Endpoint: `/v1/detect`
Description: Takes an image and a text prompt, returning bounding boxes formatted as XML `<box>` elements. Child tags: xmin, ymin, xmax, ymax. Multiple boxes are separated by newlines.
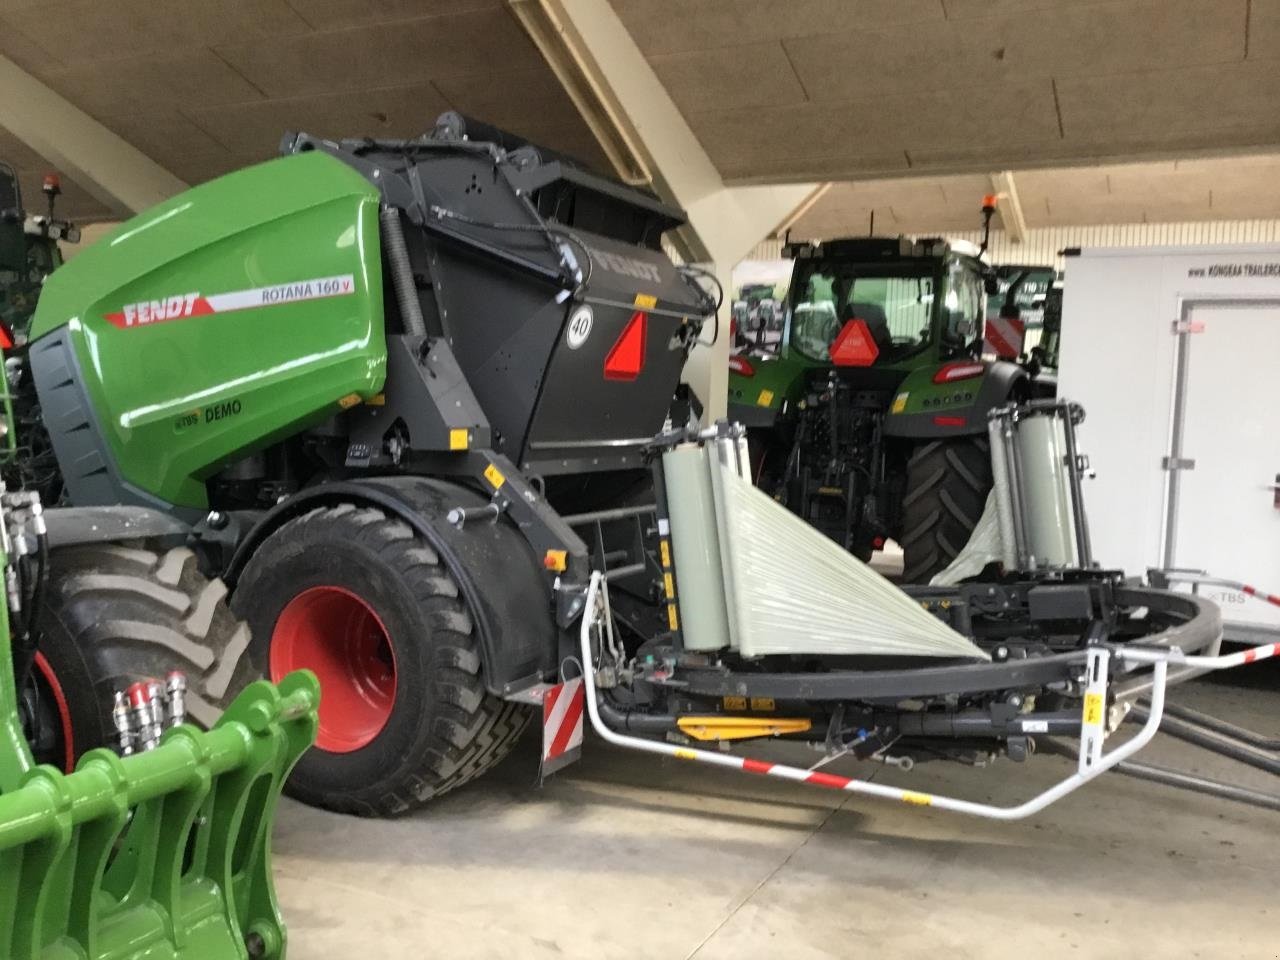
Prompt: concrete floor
<box><xmin>272</xmin><ymin>663</ymin><xmax>1280</xmax><ymax>960</ymax></box>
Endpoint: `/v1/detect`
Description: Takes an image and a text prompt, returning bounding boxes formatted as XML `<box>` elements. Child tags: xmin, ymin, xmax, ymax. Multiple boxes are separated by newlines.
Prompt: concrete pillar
<box><xmin>509</xmin><ymin>0</ymin><xmax>817</xmax><ymax>419</ymax></box>
<box><xmin>0</xmin><ymin>55</ymin><xmax>187</xmax><ymax>217</ymax></box>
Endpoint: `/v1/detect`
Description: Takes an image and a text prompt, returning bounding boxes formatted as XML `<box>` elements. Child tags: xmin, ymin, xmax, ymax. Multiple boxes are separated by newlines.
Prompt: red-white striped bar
<box><xmin>541</xmin><ymin>677</ymin><xmax>585</xmax><ymax>777</ymax></box>
<box><xmin>1240</xmin><ymin>584</ymin><xmax>1280</xmax><ymax>608</ymax></box>
<box><xmin>672</xmin><ymin>747</ymin><xmax>935</xmax><ymax>805</ymax></box>
<box><xmin>984</xmin><ymin>314</ymin><xmax>1025</xmax><ymax>360</ymax></box>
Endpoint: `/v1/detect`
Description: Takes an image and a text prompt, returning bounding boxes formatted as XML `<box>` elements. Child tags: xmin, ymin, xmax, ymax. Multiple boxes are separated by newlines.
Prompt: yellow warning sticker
<box><xmin>674</xmin><ymin>748</ymin><xmax>697</xmax><ymax>760</ymax></box>
<box><xmin>902</xmin><ymin>791</ymin><xmax>933</xmax><ymax>806</ymax></box>
<box><xmin>663</xmin><ymin>572</ymin><xmax>675</xmax><ymax>598</ymax></box>
<box><xmin>1082</xmin><ymin>692</ymin><xmax>1104</xmax><ymax>726</ymax></box>
<box><xmin>449</xmin><ymin>428</ymin><xmax>469</xmax><ymax>450</ymax></box>
<box><xmin>750</xmin><ymin>697</ymin><xmax>775</xmax><ymax>712</ymax></box>
<box><xmin>667</xmin><ymin>603</ymin><xmax>680</xmax><ymax>630</ymax></box>
<box><xmin>757</xmin><ymin>388</ymin><xmax>775</xmax><ymax>407</ymax></box>
<box><xmin>634</xmin><ymin>293</ymin><xmax>658</xmax><ymax>309</ymax></box>
<box><xmin>660</xmin><ymin>539</ymin><xmax>672</xmax><ymax>568</ymax></box>
<box><xmin>723</xmin><ymin>696</ymin><xmax>747</xmax><ymax>711</ymax></box>
<box><xmin>483</xmin><ymin>463</ymin><xmax>506</xmax><ymax>489</ymax></box>
<box><xmin>337</xmin><ymin>393</ymin><xmax>362</xmax><ymax>410</ymax></box>
<box><xmin>366</xmin><ymin>393</ymin><xmax>387</xmax><ymax>407</ymax></box>
<box><xmin>891</xmin><ymin>392</ymin><xmax>909</xmax><ymax>414</ymax></box>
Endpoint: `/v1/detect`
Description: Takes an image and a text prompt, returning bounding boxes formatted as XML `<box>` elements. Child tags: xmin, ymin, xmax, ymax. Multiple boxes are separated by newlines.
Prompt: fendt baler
<box><xmin>10</xmin><ymin>113</ymin><xmax>1271</xmax><ymax>822</ymax></box>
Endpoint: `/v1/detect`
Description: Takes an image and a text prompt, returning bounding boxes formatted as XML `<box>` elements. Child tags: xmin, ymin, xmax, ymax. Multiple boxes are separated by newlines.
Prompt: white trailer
<box><xmin>1058</xmin><ymin>244</ymin><xmax>1280</xmax><ymax>641</ymax></box>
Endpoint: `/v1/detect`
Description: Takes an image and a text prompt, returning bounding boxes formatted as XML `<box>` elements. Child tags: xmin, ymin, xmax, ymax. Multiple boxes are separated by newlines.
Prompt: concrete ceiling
<box><xmin>0</xmin><ymin>0</ymin><xmax>609</xmax><ymax>220</ymax></box>
<box><xmin>788</xmin><ymin>152</ymin><xmax>1280</xmax><ymax>238</ymax></box>
<box><xmin>1</xmin><ymin>0</ymin><xmax>1278</xmax><ymax>235</ymax></box>
<box><xmin>611</xmin><ymin>0</ymin><xmax>1280</xmax><ymax>184</ymax></box>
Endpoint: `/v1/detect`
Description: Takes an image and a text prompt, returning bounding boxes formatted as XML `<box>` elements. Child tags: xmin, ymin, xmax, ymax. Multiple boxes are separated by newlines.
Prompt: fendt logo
<box><xmin>587</xmin><ymin>247</ymin><xmax>663</xmax><ymax>284</ymax></box>
<box><xmin>113</xmin><ymin>293</ymin><xmax>207</xmax><ymax>328</ymax></box>
<box><xmin>104</xmin><ymin>274</ymin><xmax>356</xmax><ymax>329</ymax></box>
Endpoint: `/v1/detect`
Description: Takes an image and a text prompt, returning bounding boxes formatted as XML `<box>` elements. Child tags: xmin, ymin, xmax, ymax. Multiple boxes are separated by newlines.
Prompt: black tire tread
<box><xmin>44</xmin><ymin>543</ymin><xmax>252</xmax><ymax>735</ymax></box>
<box><xmin>235</xmin><ymin>504</ymin><xmax>530</xmax><ymax>817</ymax></box>
<box><xmin>900</xmin><ymin>437</ymin><xmax>993</xmax><ymax>583</ymax></box>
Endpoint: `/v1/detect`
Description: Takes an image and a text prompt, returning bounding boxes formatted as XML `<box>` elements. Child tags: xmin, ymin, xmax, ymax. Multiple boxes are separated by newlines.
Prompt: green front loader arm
<box><xmin>0</xmin><ymin>582</ymin><xmax>318</xmax><ymax>959</ymax></box>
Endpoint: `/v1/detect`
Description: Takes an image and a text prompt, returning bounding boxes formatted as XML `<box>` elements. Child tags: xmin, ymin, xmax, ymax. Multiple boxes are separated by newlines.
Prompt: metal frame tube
<box><xmin>580</xmin><ymin>571</ymin><xmax>1181</xmax><ymax>822</ymax></box>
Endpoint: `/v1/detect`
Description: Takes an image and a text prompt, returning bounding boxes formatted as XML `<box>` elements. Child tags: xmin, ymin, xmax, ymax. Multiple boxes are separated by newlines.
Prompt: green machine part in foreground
<box><xmin>0</xmin><ymin>546</ymin><xmax>320</xmax><ymax>960</ymax></box>
<box><xmin>29</xmin><ymin>151</ymin><xmax>386</xmax><ymax>511</ymax></box>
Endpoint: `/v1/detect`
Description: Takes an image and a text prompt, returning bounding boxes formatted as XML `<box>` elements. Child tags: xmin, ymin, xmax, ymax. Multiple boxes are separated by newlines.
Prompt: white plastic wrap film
<box><xmin>715</xmin><ymin>462</ymin><xmax>989</xmax><ymax>660</ymax></box>
<box><xmin>662</xmin><ymin>445</ymin><xmax>732</xmax><ymax>650</ymax></box>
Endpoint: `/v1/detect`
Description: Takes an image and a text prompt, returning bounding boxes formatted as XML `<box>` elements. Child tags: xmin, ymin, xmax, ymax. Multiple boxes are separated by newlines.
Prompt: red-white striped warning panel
<box><xmin>984</xmin><ymin>314</ymin><xmax>1025</xmax><ymax>360</ymax></box>
<box><xmin>541</xmin><ymin>677</ymin><xmax>585</xmax><ymax>777</ymax></box>
<box><xmin>103</xmin><ymin>274</ymin><xmax>357</xmax><ymax>329</ymax></box>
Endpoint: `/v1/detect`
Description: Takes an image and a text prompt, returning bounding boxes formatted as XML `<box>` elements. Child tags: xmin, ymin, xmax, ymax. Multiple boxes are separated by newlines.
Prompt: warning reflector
<box><xmin>829</xmin><ymin>318</ymin><xmax>879</xmax><ymax>367</ymax></box>
<box><xmin>984</xmin><ymin>314</ymin><xmax>1025</xmax><ymax>360</ymax></box>
<box><xmin>541</xmin><ymin>677</ymin><xmax>585</xmax><ymax>777</ymax></box>
<box><xmin>604</xmin><ymin>311</ymin><xmax>647</xmax><ymax>381</ymax></box>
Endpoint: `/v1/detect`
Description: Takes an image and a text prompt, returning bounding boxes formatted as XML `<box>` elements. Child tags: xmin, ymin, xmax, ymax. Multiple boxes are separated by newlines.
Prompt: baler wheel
<box><xmin>32</xmin><ymin>543</ymin><xmax>254</xmax><ymax>759</ymax></box>
<box><xmin>900</xmin><ymin>436</ymin><xmax>993</xmax><ymax>583</ymax></box>
<box><xmin>233</xmin><ymin>504</ymin><xmax>531</xmax><ymax>816</ymax></box>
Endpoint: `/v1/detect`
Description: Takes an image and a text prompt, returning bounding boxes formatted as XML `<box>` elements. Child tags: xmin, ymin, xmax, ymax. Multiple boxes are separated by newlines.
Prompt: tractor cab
<box><xmin>785</xmin><ymin>237</ymin><xmax>987</xmax><ymax>372</ymax></box>
<box><xmin>728</xmin><ymin>236</ymin><xmax>992</xmax><ymax>427</ymax></box>
<box><xmin>0</xmin><ymin>164</ymin><xmax>77</xmax><ymax>346</ymax></box>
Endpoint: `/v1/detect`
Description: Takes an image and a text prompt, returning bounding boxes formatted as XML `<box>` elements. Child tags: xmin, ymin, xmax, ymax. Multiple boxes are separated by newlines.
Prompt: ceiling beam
<box><xmin>990</xmin><ymin>170</ymin><xmax>1027</xmax><ymax>244</ymax></box>
<box><xmin>507</xmin><ymin>0</ymin><xmax>816</xmax><ymax>417</ymax></box>
<box><xmin>0</xmin><ymin>54</ymin><xmax>187</xmax><ymax>218</ymax></box>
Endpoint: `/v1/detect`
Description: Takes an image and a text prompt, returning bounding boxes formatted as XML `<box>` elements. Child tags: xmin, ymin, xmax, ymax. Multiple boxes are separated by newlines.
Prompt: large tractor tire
<box><xmin>900</xmin><ymin>436</ymin><xmax>993</xmax><ymax>584</ymax></box>
<box><xmin>231</xmin><ymin>504</ymin><xmax>531</xmax><ymax>817</ymax></box>
<box><xmin>29</xmin><ymin>544</ymin><xmax>253</xmax><ymax>769</ymax></box>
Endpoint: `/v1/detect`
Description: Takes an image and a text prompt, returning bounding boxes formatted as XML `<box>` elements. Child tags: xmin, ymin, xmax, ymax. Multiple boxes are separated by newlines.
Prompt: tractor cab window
<box><xmin>790</xmin><ymin>262</ymin><xmax>934</xmax><ymax>363</ymax></box>
<box><xmin>940</xmin><ymin>258</ymin><xmax>985</xmax><ymax>354</ymax></box>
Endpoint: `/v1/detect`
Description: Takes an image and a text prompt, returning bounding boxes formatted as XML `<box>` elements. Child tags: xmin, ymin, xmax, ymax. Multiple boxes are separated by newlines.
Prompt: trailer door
<box><xmin>1171</xmin><ymin>301</ymin><xmax>1280</xmax><ymax>634</ymax></box>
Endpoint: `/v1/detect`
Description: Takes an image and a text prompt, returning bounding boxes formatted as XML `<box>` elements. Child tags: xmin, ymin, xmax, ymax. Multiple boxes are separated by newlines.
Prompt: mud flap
<box><xmin>540</xmin><ymin>677</ymin><xmax>584</xmax><ymax>779</ymax></box>
<box><xmin>0</xmin><ymin>670</ymin><xmax>318</xmax><ymax>960</ymax></box>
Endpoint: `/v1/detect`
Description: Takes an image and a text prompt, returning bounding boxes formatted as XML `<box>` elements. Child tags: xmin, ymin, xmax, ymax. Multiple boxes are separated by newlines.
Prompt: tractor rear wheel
<box><xmin>900</xmin><ymin>436</ymin><xmax>993</xmax><ymax>583</ymax></box>
<box><xmin>30</xmin><ymin>543</ymin><xmax>254</xmax><ymax>767</ymax></box>
<box><xmin>231</xmin><ymin>504</ymin><xmax>531</xmax><ymax>816</ymax></box>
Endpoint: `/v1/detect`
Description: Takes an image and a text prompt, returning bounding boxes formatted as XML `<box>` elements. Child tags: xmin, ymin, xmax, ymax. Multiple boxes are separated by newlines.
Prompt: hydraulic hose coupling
<box><xmin>111</xmin><ymin>689</ymin><xmax>135</xmax><ymax>756</ymax></box>
<box><xmin>166</xmin><ymin>670</ymin><xmax>188</xmax><ymax>728</ymax></box>
<box><xmin>120</xmin><ymin>670</ymin><xmax>190</xmax><ymax>754</ymax></box>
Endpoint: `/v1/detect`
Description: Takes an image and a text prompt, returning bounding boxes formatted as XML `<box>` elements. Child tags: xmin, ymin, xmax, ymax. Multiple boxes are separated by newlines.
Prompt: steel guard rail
<box><xmin>0</xmin><ymin>671</ymin><xmax>318</xmax><ymax>960</ymax></box>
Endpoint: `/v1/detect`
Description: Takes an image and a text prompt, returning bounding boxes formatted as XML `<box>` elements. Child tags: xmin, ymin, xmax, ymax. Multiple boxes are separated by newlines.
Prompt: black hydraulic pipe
<box><xmin>380</xmin><ymin>206</ymin><xmax>428</xmax><ymax>337</ymax></box>
<box><xmin>895</xmin><ymin>710</ymin><xmax>1080</xmax><ymax>738</ymax></box>
<box><xmin>1159</xmin><ymin>701</ymin><xmax>1280</xmax><ymax>751</ymax></box>
<box><xmin>595</xmin><ymin>696</ymin><xmax>678</xmax><ymax>734</ymax></box>
<box><xmin>1114</xmin><ymin>761</ymin><xmax>1280</xmax><ymax>813</ymax></box>
<box><xmin>1128</xmin><ymin>704</ymin><xmax>1280</xmax><ymax>776</ymax></box>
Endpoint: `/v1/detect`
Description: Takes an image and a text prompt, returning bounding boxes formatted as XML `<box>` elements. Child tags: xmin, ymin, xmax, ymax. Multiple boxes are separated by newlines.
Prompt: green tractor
<box><xmin>728</xmin><ymin>233</ymin><xmax>1045</xmax><ymax>582</ymax></box>
<box><xmin>0</xmin><ymin>163</ymin><xmax>79</xmax><ymax>345</ymax></box>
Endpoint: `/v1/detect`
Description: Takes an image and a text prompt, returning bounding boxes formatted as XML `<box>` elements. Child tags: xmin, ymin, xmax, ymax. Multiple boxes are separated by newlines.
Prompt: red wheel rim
<box><xmin>32</xmin><ymin>651</ymin><xmax>75</xmax><ymax>772</ymax></box>
<box><xmin>269</xmin><ymin>586</ymin><xmax>397</xmax><ymax>753</ymax></box>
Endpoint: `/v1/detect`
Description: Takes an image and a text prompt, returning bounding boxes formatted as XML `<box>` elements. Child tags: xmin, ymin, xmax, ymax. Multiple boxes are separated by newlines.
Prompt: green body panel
<box><xmin>729</xmin><ymin>348</ymin><xmax>996</xmax><ymax>431</ymax></box>
<box><xmin>31</xmin><ymin>152</ymin><xmax>387</xmax><ymax>508</ymax></box>
<box><xmin>885</xmin><ymin>362</ymin><xmax>990</xmax><ymax>423</ymax></box>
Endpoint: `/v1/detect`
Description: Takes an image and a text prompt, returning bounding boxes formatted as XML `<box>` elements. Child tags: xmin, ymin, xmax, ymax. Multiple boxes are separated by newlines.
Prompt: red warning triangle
<box><xmin>604</xmin><ymin>311</ymin><xmax>647</xmax><ymax>381</ymax></box>
<box><xmin>829</xmin><ymin>318</ymin><xmax>879</xmax><ymax>367</ymax></box>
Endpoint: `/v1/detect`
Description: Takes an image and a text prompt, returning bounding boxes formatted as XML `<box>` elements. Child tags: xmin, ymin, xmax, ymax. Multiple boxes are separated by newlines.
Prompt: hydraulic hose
<box><xmin>594</xmin><ymin>696</ymin><xmax>678</xmax><ymax>735</ymax></box>
<box><xmin>379</xmin><ymin>206</ymin><xmax>428</xmax><ymax>337</ymax></box>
